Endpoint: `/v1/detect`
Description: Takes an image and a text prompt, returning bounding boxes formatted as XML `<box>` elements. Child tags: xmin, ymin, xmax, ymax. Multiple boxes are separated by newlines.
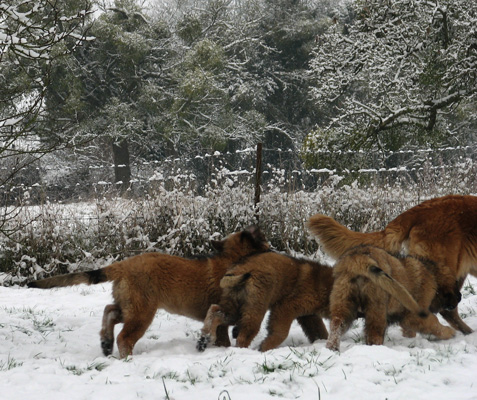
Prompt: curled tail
<box><xmin>307</xmin><ymin>214</ymin><xmax>385</xmax><ymax>259</ymax></box>
<box><xmin>220</xmin><ymin>272</ymin><xmax>251</xmax><ymax>289</ymax></box>
<box><xmin>27</xmin><ymin>268</ymin><xmax>110</xmax><ymax>289</ymax></box>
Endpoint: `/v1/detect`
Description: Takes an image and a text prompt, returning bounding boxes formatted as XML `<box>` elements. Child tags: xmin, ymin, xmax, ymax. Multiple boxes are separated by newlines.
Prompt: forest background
<box><xmin>1</xmin><ymin>0</ymin><xmax>476</xmax><ymax>284</ymax></box>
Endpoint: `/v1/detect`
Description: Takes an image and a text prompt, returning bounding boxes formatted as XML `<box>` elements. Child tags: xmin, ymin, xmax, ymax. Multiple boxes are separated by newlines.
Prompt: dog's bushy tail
<box><xmin>307</xmin><ymin>214</ymin><xmax>386</xmax><ymax>259</ymax></box>
<box><xmin>345</xmin><ymin>257</ymin><xmax>428</xmax><ymax>317</ymax></box>
<box><xmin>28</xmin><ymin>268</ymin><xmax>110</xmax><ymax>289</ymax></box>
<box><xmin>366</xmin><ymin>264</ymin><xmax>428</xmax><ymax>317</ymax></box>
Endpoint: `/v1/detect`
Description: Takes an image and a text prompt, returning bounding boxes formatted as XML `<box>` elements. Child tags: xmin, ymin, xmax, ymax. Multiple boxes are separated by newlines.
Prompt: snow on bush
<box><xmin>0</xmin><ymin>163</ymin><xmax>475</xmax><ymax>285</ymax></box>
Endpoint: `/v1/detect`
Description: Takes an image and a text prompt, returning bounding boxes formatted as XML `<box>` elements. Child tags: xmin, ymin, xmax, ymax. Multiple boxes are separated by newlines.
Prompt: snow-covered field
<box><xmin>1</xmin><ymin>277</ymin><xmax>476</xmax><ymax>400</ymax></box>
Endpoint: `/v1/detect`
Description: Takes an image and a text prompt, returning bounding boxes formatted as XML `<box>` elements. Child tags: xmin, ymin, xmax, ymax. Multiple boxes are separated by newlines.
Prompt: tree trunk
<box><xmin>111</xmin><ymin>139</ymin><xmax>131</xmax><ymax>194</ymax></box>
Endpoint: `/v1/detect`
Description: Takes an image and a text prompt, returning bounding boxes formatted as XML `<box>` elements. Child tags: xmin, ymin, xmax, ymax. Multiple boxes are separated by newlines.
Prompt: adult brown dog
<box><xmin>197</xmin><ymin>251</ymin><xmax>334</xmax><ymax>352</ymax></box>
<box><xmin>326</xmin><ymin>245</ymin><xmax>455</xmax><ymax>352</ymax></box>
<box><xmin>308</xmin><ymin>194</ymin><xmax>477</xmax><ymax>334</ymax></box>
<box><xmin>28</xmin><ymin>226</ymin><xmax>270</xmax><ymax>358</ymax></box>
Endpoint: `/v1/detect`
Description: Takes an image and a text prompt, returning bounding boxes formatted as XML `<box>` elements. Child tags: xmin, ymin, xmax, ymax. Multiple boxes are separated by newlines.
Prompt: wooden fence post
<box><xmin>254</xmin><ymin>143</ymin><xmax>263</xmax><ymax>223</ymax></box>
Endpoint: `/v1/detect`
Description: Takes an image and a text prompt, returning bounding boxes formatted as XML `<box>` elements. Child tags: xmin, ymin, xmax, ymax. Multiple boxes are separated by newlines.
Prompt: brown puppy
<box><xmin>197</xmin><ymin>251</ymin><xmax>334</xmax><ymax>352</ymax></box>
<box><xmin>308</xmin><ymin>194</ymin><xmax>477</xmax><ymax>334</ymax></box>
<box><xmin>28</xmin><ymin>226</ymin><xmax>270</xmax><ymax>358</ymax></box>
<box><xmin>326</xmin><ymin>246</ymin><xmax>455</xmax><ymax>352</ymax></box>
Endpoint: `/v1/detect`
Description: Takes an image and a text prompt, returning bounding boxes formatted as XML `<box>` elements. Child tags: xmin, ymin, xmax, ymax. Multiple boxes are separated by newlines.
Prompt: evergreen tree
<box><xmin>43</xmin><ymin>0</ymin><xmax>174</xmax><ymax>191</ymax></box>
<box><xmin>0</xmin><ymin>0</ymin><xmax>92</xmax><ymax>188</ymax></box>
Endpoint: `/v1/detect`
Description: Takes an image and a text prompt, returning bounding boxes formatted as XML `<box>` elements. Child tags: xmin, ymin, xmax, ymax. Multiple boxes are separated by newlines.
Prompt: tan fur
<box><xmin>308</xmin><ymin>194</ymin><xmax>477</xmax><ymax>334</ymax></box>
<box><xmin>326</xmin><ymin>246</ymin><xmax>455</xmax><ymax>352</ymax></box>
<box><xmin>28</xmin><ymin>226</ymin><xmax>270</xmax><ymax>358</ymax></box>
<box><xmin>197</xmin><ymin>251</ymin><xmax>334</xmax><ymax>352</ymax></box>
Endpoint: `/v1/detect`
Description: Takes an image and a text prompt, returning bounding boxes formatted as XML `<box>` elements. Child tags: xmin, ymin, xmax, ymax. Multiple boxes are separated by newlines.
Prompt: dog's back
<box><xmin>308</xmin><ymin>195</ymin><xmax>477</xmax><ymax>277</ymax></box>
<box><xmin>221</xmin><ymin>252</ymin><xmax>331</xmax><ymax>312</ymax></box>
<box><xmin>385</xmin><ymin>194</ymin><xmax>477</xmax><ymax>279</ymax></box>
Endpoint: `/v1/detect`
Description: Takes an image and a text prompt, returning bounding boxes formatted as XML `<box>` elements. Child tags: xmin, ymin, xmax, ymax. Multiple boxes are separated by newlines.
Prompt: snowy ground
<box><xmin>1</xmin><ymin>277</ymin><xmax>476</xmax><ymax>400</ymax></box>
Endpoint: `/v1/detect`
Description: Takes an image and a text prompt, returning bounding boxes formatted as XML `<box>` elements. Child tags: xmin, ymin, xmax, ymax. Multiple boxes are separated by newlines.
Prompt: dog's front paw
<box><xmin>101</xmin><ymin>338</ymin><xmax>114</xmax><ymax>356</ymax></box>
<box><xmin>196</xmin><ymin>335</ymin><xmax>210</xmax><ymax>352</ymax></box>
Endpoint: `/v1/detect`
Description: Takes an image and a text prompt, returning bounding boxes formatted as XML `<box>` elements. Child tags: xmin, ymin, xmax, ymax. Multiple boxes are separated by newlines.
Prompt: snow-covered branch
<box><xmin>308</xmin><ymin>0</ymin><xmax>477</xmax><ymax>152</ymax></box>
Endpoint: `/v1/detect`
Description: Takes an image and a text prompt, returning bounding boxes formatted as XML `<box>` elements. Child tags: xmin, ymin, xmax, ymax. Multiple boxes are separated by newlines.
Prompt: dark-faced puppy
<box><xmin>198</xmin><ymin>251</ymin><xmax>333</xmax><ymax>352</ymax></box>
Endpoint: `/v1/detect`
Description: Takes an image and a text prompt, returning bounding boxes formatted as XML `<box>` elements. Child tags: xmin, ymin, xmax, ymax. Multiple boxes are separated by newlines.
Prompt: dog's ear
<box><xmin>211</xmin><ymin>239</ymin><xmax>225</xmax><ymax>252</ymax></box>
<box><xmin>242</xmin><ymin>225</ymin><xmax>269</xmax><ymax>250</ymax></box>
<box><xmin>244</xmin><ymin>225</ymin><xmax>261</xmax><ymax>239</ymax></box>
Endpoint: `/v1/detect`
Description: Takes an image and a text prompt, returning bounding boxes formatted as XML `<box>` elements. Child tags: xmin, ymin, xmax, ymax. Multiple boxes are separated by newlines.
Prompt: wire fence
<box><xmin>1</xmin><ymin>144</ymin><xmax>477</xmax><ymax>206</ymax></box>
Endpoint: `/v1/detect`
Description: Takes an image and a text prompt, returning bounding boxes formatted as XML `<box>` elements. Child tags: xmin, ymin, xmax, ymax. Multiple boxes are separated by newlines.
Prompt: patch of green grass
<box><xmin>65</xmin><ymin>361</ymin><xmax>108</xmax><ymax>375</ymax></box>
<box><xmin>10</xmin><ymin>325</ymin><xmax>33</xmax><ymax>336</ymax></box>
<box><xmin>33</xmin><ymin>316</ymin><xmax>55</xmax><ymax>333</ymax></box>
<box><xmin>157</xmin><ymin>369</ymin><xmax>201</xmax><ymax>386</ymax></box>
<box><xmin>256</xmin><ymin>356</ymin><xmax>292</xmax><ymax>375</ymax></box>
<box><xmin>463</xmin><ymin>280</ymin><xmax>476</xmax><ymax>296</ymax></box>
<box><xmin>268</xmin><ymin>388</ymin><xmax>283</xmax><ymax>397</ymax></box>
<box><xmin>382</xmin><ymin>364</ymin><xmax>403</xmax><ymax>384</ymax></box>
<box><xmin>350</xmin><ymin>331</ymin><xmax>364</xmax><ymax>344</ymax></box>
<box><xmin>253</xmin><ymin>348</ymin><xmax>336</xmax><ymax>384</ymax></box>
<box><xmin>2</xmin><ymin>306</ymin><xmax>56</xmax><ymax>336</ymax></box>
<box><xmin>207</xmin><ymin>354</ymin><xmax>232</xmax><ymax>379</ymax></box>
<box><xmin>0</xmin><ymin>355</ymin><xmax>23</xmax><ymax>371</ymax></box>
<box><xmin>162</xmin><ymin>371</ymin><xmax>179</xmax><ymax>380</ymax></box>
<box><xmin>185</xmin><ymin>368</ymin><xmax>199</xmax><ymax>385</ymax></box>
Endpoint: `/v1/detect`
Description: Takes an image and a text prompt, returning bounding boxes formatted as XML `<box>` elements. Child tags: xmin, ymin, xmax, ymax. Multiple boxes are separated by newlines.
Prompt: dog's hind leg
<box><xmin>197</xmin><ymin>304</ymin><xmax>228</xmax><ymax>352</ymax></box>
<box><xmin>326</xmin><ymin>316</ymin><xmax>352</xmax><ymax>352</ymax></box>
<box><xmin>116</xmin><ymin>306</ymin><xmax>156</xmax><ymax>359</ymax></box>
<box><xmin>438</xmin><ymin>278</ymin><xmax>472</xmax><ymax>334</ymax></box>
<box><xmin>259</xmin><ymin>306</ymin><xmax>296</xmax><ymax>351</ymax></box>
<box><xmin>411</xmin><ymin>236</ymin><xmax>462</xmax><ymax>311</ymax></box>
<box><xmin>440</xmin><ymin>308</ymin><xmax>473</xmax><ymax>334</ymax></box>
<box><xmin>100</xmin><ymin>304</ymin><xmax>123</xmax><ymax>356</ymax></box>
<box><xmin>297</xmin><ymin>314</ymin><xmax>328</xmax><ymax>342</ymax></box>
<box><xmin>214</xmin><ymin>325</ymin><xmax>232</xmax><ymax>347</ymax></box>
<box><xmin>363</xmin><ymin>303</ymin><xmax>387</xmax><ymax>346</ymax></box>
<box><xmin>402</xmin><ymin>313</ymin><xmax>455</xmax><ymax>341</ymax></box>
<box><xmin>235</xmin><ymin>308</ymin><xmax>267</xmax><ymax>349</ymax></box>
<box><xmin>326</xmin><ymin>277</ymin><xmax>357</xmax><ymax>352</ymax></box>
